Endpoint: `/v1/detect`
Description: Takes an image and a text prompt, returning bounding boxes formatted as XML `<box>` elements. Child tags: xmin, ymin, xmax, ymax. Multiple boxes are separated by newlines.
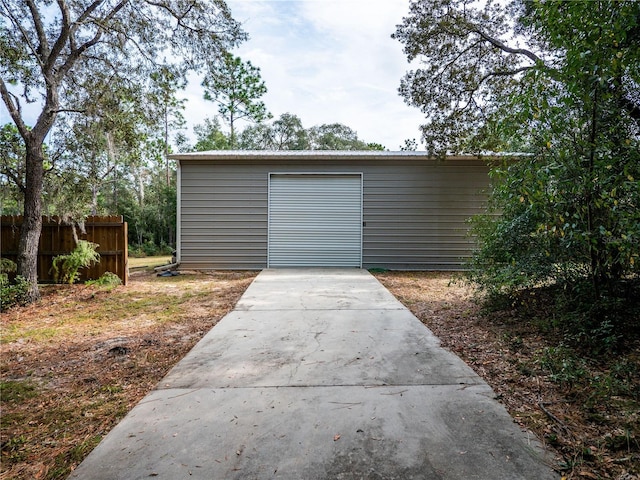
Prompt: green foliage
<box><xmin>400</xmin><ymin>139</ymin><xmax>418</xmax><ymax>151</ymax></box>
<box><xmin>1</xmin><ymin>0</ymin><xmax>246</xmax><ymax>303</ymax></box>
<box><xmin>0</xmin><ymin>434</ymin><xmax>29</xmax><ymax>463</ymax></box>
<box><xmin>1</xmin><ymin>274</ymin><xmax>30</xmax><ymax>312</ymax></box>
<box><xmin>85</xmin><ymin>272</ymin><xmax>122</xmax><ymax>287</ymax></box>
<box><xmin>308</xmin><ymin>123</ymin><xmax>372</xmax><ymax>150</ymax></box>
<box><xmin>202</xmin><ymin>52</ymin><xmax>270</xmax><ymax>147</ymax></box>
<box><xmin>393</xmin><ymin>0</ymin><xmax>530</xmax><ymax>155</ymax></box>
<box><xmin>397</xmin><ymin>0</ymin><xmax>640</xmax><ymax>341</ymax></box>
<box><xmin>193</xmin><ymin>117</ymin><xmax>231</xmax><ymax>151</ymax></box>
<box><xmin>538</xmin><ymin>346</ymin><xmax>587</xmax><ymax>388</ymax></box>
<box><xmin>236</xmin><ymin>113</ymin><xmax>382</xmax><ymax>151</ymax></box>
<box><xmin>122</xmin><ymin>176</ymin><xmax>177</xmax><ymax>253</ymax></box>
<box><xmin>0</xmin><ymin>380</ymin><xmax>38</xmax><ymax>403</ymax></box>
<box><xmin>51</xmin><ymin>241</ymin><xmax>101</xmax><ymax>285</ymax></box>
<box><xmin>0</xmin><ymin>123</ymin><xmax>25</xmax><ymax>215</ymax></box>
<box><xmin>1</xmin><ymin>257</ymin><xmax>17</xmax><ymax>276</ymax></box>
<box><xmin>239</xmin><ymin>113</ymin><xmax>309</xmax><ymax>150</ymax></box>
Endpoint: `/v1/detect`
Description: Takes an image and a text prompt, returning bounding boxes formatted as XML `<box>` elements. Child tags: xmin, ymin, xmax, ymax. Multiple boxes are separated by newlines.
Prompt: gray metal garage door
<box><xmin>268</xmin><ymin>173</ymin><xmax>363</xmax><ymax>267</ymax></box>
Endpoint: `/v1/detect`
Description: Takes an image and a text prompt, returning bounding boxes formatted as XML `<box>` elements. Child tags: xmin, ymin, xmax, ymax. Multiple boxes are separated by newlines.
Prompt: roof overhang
<box><xmin>169</xmin><ymin>150</ymin><xmax>516</xmax><ymax>162</ymax></box>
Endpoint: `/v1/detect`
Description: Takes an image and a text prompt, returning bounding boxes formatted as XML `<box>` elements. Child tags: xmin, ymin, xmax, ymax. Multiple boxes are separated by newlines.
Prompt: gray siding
<box><xmin>178</xmin><ymin>155</ymin><xmax>491</xmax><ymax>271</ymax></box>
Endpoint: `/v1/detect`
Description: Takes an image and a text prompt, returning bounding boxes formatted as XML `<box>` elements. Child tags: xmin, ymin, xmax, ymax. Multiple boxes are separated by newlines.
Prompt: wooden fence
<box><xmin>1</xmin><ymin>216</ymin><xmax>128</xmax><ymax>285</ymax></box>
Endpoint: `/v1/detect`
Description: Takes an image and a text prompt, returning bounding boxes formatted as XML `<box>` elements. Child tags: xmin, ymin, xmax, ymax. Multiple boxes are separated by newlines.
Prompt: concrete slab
<box><xmin>235</xmin><ymin>268</ymin><xmax>404</xmax><ymax>311</ymax></box>
<box><xmin>69</xmin><ymin>269</ymin><xmax>558</xmax><ymax>480</ymax></box>
<box><xmin>69</xmin><ymin>385</ymin><xmax>553</xmax><ymax>480</ymax></box>
<box><xmin>160</xmin><ymin>309</ymin><xmax>481</xmax><ymax>389</ymax></box>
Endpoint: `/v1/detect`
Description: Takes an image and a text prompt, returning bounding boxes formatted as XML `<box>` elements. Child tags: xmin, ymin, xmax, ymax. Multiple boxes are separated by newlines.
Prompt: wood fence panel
<box><xmin>1</xmin><ymin>216</ymin><xmax>128</xmax><ymax>285</ymax></box>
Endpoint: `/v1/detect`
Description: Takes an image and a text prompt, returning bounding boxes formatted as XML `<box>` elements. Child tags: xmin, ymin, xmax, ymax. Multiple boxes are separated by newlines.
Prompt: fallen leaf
<box><xmin>333</xmin><ymin>434</ymin><xmax>341</xmax><ymax>441</ymax></box>
<box><xmin>578</xmin><ymin>471</ymin><xmax>598</xmax><ymax>479</ymax></box>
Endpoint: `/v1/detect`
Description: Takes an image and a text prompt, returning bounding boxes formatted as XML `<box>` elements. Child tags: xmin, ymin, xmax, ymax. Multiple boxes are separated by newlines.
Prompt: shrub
<box><xmin>85</xmin><ymin>271</ymin><xmax>122</xmax><ymax>287</ymax></box>
<box><xmin>1</xmin><ymin>257</ymin><xmax>17</xmax><ymax>277</ymax></box>
<box><xmin>1</xmin><ymin>275</ymin><xmax>30</xmax><ymax>311</ymax></box>
<box><xmin>51</xmin><ymin>240</ymin><xmax>100</xmax><ymax>284</ymax></box>
<box><xmin>141</xmin><ymin>240</ymin><xmax>158</xmax><ymax>257</ymax></box>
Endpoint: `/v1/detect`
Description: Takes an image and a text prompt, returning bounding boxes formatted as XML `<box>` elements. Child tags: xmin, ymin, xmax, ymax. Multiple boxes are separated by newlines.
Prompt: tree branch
<box><xmin>56</xmin><ymin>1</ymin><xmax>129</xmax><ymax>82</ymax></box>
<box><xmin>473</xmin><ymin>28</ymin><xmax>542</xmax><ymax>65</ymax></box>
<box><xmin>25</xmin><ymin>0</ymin><xmax>49</xmax><ymax>58</ymax></box>
<box><xmin>0</xmin><ymin>167</ymin><xmax>26</xmax><ymax>194</ymax></box>
<box><xmin>1</xmin><ymin>0</ymin><xmax>45</xmax><ymax>70</ymax></box>
<box><xmin>0</xmin><ymin>78</ymin><xmax>29</xmax><ymax>139</ymax></box>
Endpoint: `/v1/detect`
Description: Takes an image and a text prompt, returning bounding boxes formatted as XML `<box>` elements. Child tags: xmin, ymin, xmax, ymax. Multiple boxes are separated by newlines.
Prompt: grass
<box><xmin>1</xmin><ymin>270</ymin><xmax>258</xmax><ymax>480</ymax></box>
<box><xmin>0</xmin><ymin>380</ymin><xmax>39</xmax><ymax>403</ymax></box>
<box><xmin>1</xmin><ymin>282</ymin><xmax>198</xmax><ymax>344</ymax></box>
<box><xmin>127</xmin><ymin>255</ymin><xmax>172</xmax><ymax>270</ymax></box>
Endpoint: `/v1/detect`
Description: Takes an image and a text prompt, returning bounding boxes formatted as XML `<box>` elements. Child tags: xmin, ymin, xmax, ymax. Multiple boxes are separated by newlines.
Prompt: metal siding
<box><xmin>178</xmin><ymin>157</ymin><xmax>491</xmax><ymax>270</ymax></box>
<box><xmin>179</xmin><ymin>163</ymin><xmax>268</xmax><ymax>270</ymax></box>
<box><xmin>362</xmin><ymin>163</ymin><xmax>489</xmax><ymax>270</ymax></box>
<box><xmin>268</xmin><ymin>174</ymin><xmax>362</xmax><ymax>267</ymax></box>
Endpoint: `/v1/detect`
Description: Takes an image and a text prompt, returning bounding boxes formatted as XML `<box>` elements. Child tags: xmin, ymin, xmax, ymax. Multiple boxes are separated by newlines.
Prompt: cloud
<box><xmin>182</xmin><ymin>0</ymin><xmax>425</xmax><ymax>150</ymax></box>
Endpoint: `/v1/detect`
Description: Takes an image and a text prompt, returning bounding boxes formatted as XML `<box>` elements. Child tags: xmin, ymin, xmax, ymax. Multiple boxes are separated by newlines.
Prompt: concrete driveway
<box><xmin>69</xmin><ymin>269</ymin><xmax>557</xmax><ymax>479</ymax></box>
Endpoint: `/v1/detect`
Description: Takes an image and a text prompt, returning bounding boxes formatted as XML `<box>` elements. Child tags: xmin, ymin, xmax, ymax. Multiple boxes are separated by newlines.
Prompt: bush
<box><xmin>1</xmin><ymin>257</ymin><xmax>17</xmax><ymax>277</ymax></box>
<box><xmin>129</xmin><ymin>241</ymin><xmax>174</xmax><ymax>258</ymax></box>
<box><xmin>1</xmin><ymin>275</ymin><xmax>30</xmax><ymax>311</ymax></box>
<box><xmin>141</xmin><ymin>240</ymin><xmax>158</xmax><ymax>257</ymax></box>
<box><xmin>0</xmin><ymin>259</ymin><xmax>29</xmax><ymax>311</ymax></box>
<box><xmin>85</xmin><ymin>272</ymin><xmax>122</xmax><ymax>287</ymax></box>
<box><xmin>51</xmin><ymin>240</ymin><xmax>100</xmax><ymax>284</ymax></box>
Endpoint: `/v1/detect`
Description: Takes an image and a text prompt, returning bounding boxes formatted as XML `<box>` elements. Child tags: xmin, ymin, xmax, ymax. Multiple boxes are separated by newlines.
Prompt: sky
<box><xmin>1</xmin><ymin>0</ymin><xmax>426</xmax><ymax>152</ymax></box>
<box><xmin>182</xmin><ymin>0</ymin><xmax>426</xmax><ymax>151</ymax></box>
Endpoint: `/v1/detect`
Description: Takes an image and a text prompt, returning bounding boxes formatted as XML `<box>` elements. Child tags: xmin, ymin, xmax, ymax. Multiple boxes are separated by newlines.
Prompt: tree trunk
<box><xmin>17</xmin><ymin>140</ymin><xmax>45</xmax><ymax>302</ymax></box>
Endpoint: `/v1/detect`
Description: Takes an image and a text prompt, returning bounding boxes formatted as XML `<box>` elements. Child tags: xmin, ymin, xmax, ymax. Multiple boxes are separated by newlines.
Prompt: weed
<box><xmin>1</xmin><ymin>275</ymin><xmax>30</xmax><ymax>311</ymax></box>
<box><xmin>85</xmin><ymin>272</ymin><xmax>122</xmax><ymax>287</ymax></box>
<box><xmin>538</xmin><ymin>346</ymin><xmax>587</xmax><ymax>389</ymax></box>
<box><xmin>0</xmin><ymin>434</ymin><xmax>29</xmax><ymax>463</ymax></box>
<box><xmin>45</xmin><ymin>435</ymin><xmax>102</xmax><ymax>480</ymax></box>
<box><xmin>0</xmin><ymin>380</ymin><xmax>38</xmax><ymax>403</ymax></box>
<box><xmin>100</xmin><ymin>384</ymin><xmax>123</xmax><ymax>394</ymax></box>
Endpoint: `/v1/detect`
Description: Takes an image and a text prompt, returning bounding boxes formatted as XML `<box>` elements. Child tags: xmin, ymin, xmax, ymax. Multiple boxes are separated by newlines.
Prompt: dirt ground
<box><xmin>0</xmin><ymin>270</ymin><xmax>257</xmax><ymax>480</ymax></box>
<box><xmin>1</xmin><ymin>270</ymin><xmax>638</xmax><ymax>479</ymax></box>
<box><xmin>375</xmin><ymin>271</ymin><xmax>639</xmax><ymax>480</ymax></box>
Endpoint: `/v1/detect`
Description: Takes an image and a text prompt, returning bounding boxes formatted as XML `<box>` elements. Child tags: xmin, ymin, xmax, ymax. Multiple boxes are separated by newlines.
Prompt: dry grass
<box><xmin>0</xmin><ymin>270</ymin><xmax>257</xmax><ymax>480</ymax></box>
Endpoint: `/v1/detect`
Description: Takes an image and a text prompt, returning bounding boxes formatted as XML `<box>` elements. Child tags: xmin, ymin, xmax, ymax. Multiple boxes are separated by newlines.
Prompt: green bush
<box><xmin>1</xmin><ymin>275</ymin><xmax>30</xmax><ymax>311</ymax></box>
<box><xmin>85</xmin><ymin>271</ymin><xmax>122</xmax><ymax>287</ymax></box>
<box><xmin>50</xmin><ymin>240</ymin><xmax>100</xmax><ymax>284</ymax></box>
<box><xmin>142</xmin><ymin>240</ymin><xmax>158</xmax><ymax>257</ymax></box>
<box><xmin>0</xmin><ymin>259</ymin><xmax>29</xmax><ymax>311</ymax></box>
<box><xmin>1</xmin><ymin>257</ymin><xmax>17</xmax><ymax>276</ymax></box>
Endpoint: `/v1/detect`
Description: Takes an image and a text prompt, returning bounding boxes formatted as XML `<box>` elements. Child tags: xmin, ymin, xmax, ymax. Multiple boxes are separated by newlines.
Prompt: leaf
<box><xmin>333</xmin><ymin>434</ymin><xmax>341</xmax><ymax>441</ymax></box>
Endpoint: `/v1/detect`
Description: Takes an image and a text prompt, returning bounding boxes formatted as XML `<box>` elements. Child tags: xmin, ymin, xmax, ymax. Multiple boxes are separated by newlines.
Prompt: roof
<box><xmin>168</xmin><ymin>150</ymin><xmax>510</xmax><ymax>162</ymax></box>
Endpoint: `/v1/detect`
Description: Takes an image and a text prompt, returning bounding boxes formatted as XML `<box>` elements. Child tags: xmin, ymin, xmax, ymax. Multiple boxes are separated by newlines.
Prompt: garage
<box><xmin>268</xmin><ymin>173</ymin><xmax>363</xmax><ymax>267</ymax></box>
<box><xmin>171</xmin><ymin>151</ymin><xmax>492</xmax><ymax>271</ymax></box>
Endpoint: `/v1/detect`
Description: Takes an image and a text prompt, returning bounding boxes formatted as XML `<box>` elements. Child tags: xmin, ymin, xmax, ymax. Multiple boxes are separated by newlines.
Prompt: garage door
<box><xmin>268</xmin><ymin>173</ymin><xmax>362</xmax><ymax>267</ymax></box>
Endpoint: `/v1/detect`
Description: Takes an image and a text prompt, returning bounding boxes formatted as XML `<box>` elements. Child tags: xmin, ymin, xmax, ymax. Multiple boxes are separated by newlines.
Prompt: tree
<box><xmin>270</xmin><ymin>113</ymin><xmax>309</xmax><ymax>150</ymax></box>
<box><xmin>395</xmin><ymin>0</ymin><xmax>640</xmax><ymax>337</ymax></box>
<box><xmin>400</xmin><ymin>138</ymin><xmax>418</xmax><ymax>151</ymax></box>
<box><xmin>308</xmin><ymin>123</ymin><xmax>373</xmax><ymax>150</ymax></box>
<box><xmin>238</xmin><ymin>113</ymin><xmax>309</xmax><ymax>150</ymax></box>
<box><xmin>0</xmin><ymin>0</ymin><xmax>245</xmax><ymax>301</ymax></box>
<box><xmin>147</xmin><ymin>65</ymin><xmax>187</xmax><ymax>185</ymax></box>
<box><xmin>236</xmin><ymin>115</ymin><xmax>383</xmax><ymax>151</ymax></box>
<box><xmin>0</xmin><ymin>123</ymin><xmax>24</xmax><ymax>215</ymax></box>
<box><xmin>193</xmin><ymin>117</ymin><xmax>231</xmax><ymax>151</ymax></box>
<box><xmin>201</xmin><ymin>52</ymin><xmax>270</xmax><ymax>148</ymax></box>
